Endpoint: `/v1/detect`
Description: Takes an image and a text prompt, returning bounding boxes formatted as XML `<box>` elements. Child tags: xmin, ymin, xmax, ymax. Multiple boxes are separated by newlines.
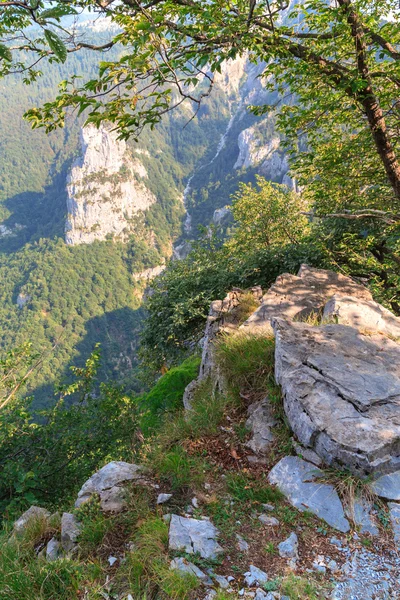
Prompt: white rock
<box><xmin>66</xmin><ymin>123</ymin><xmax>156</xmax><ymax>245</ymax></box>
<box><xmin>258</xmin><ymin>514</ymin><xmax>279</xmax><ymax>526</ymax></box>
<box><xmin>75</xmin><ymin>461</ymin><xmax>146</xmax><ymax>512</ymax></box>
<box><xmin>236</xmin><ymin>533</ymin><xmax>249</xmax><ymax>552</ymax></box>
<box><xmin>46</xmin><ymin>537</ymin><xmax>60</xmax><ymax>561</ymax></box>
<box><xmin>157</xmin><ymin>493</ymin><xmax>172</xmax><ymax>504</ymax></box>
<box><xmin>108</xmin><ymin>555</ymin><xmax>118</xmax><ymax>566</ymax></box>
<box><xmin>278</xmin><ymin>532</ymin><xmax>298</xmax><ymax>559</ymax></box>
<box><xmin>323</xmin><ymin>295</ymin><xmax>400</xmax><ymax>338</ymax></box>
<box><xmin>269</xmin><ymin>456</ymin><xmax>350</xmax><ymax>533</ymax></box>
<box><xmin>170</xmin><ymin>557</ymin><xmax>211</xmax><ymax>584</ymax></box>
<box><xmin>61</xmin><ymin>512</ymin><xmax>81</xmax><ymax>553</ymax></box>
<box><xmin>168</xmin><ymin>515</ymin><xmax>223</xmax><ymax>559</ymax></box>
<box><xmin>213</xmin><ymin>574</ymin><xmax>230</xmax><ymax>589</ymax></box>
<box><xmin>244</xmin><ymin>565</ymin><xmax>268</xmax><ymax>586</ymax></box>
<box><xmin>14</xmin><ymin>506</ymin><xmax>50</xmax><ymax>533</ymax></box>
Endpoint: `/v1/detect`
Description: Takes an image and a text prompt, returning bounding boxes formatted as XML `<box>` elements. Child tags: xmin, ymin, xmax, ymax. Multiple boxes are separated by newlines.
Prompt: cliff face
<box><xmin>65</xmin><ymin>124</ymin><xmax>156</xmax><ymax>245</ymax></box>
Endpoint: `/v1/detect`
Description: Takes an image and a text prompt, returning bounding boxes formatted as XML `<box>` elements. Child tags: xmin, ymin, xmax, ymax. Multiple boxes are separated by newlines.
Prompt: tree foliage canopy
<box><xmin>1</xmin><ymin>0</ymin><xmax>399</xmax><ymax>204</ymax></box>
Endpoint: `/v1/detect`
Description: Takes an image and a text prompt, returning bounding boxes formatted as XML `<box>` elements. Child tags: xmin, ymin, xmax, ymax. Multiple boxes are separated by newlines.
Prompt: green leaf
<box><xmin>0</xmin><ymin>44</ymin><xmax>12</xmax><ymax>63</ymax></box>
<box><xmin>40</xmin><ymin>5</ymin><xmax>78</xmax><ymax>21</ymax></box>
<box><xmin>44</xmin><ymin>29</ymin><xmax>67</xmax><ymax>63</ymax></box>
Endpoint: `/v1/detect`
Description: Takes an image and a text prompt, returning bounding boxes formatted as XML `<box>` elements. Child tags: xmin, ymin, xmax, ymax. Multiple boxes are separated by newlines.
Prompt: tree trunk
<box><xmin>338</xmin><ymin>0</ymin><xmax>400</xmax><ymax>202</ymax></box>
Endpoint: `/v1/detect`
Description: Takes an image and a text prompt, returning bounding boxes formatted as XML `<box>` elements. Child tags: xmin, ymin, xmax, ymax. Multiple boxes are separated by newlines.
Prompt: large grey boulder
<box><xmin>268</xmin><ymin>456</ymin><xmax>350</xmax><ymax>533</ymax></box>
<box><xmin>168</xmin><ymin>515</ymin><xmax>223</xmax><ymax>559</ymax></box>
<box><xmin>61</xmin><ymin>512</ymin><xmax>81</xmax><ymax>553</ymax></box>
<box><xmin>75</xmin><ymin>461</ymin><xmax>147</xmax><ymax>512</ymax></box>
<box><xmin>273</xmin><ymin>318</ymin><xmax>400</xmax><ymax>477</ymax></box>
<box><xmin>241</xmin><ymin>264</ymin><xmax>371</xmax><ymax>334</ymax></box>
<box><xmin>14</xmin><ymin>506</ymin><xmax>51</xmax><ymax>534</ymax></box>
<box><xmin>323</xmin><ymin>295</ymin><xmax>400</xmax><ymax>338</ymax></box>
<box><xmin>245</xmin><ymin>398</ymin><xmax>277</xmax><ymax>454</ymax></box>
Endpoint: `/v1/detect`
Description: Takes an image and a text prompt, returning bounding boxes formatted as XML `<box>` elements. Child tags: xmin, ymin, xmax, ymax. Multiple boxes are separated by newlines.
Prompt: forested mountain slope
<box><xmin>0</xmin><ymin>31</ymin><xmax>290</xmax><ymax>402</ymax></box>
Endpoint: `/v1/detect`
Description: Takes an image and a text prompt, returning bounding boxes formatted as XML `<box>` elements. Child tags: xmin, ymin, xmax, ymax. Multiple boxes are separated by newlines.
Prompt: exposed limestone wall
<box><xmin>65</xmin><ymin>123</ymin><xmax>156</xmax><ymax>245</ymax></box>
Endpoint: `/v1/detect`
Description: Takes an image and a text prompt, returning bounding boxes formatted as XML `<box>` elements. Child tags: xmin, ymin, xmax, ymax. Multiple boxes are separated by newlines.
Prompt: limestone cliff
<box><xmin>65</xmin><ymin>123</ymin><xmax>156</xmax><ymax>245</ymax></box>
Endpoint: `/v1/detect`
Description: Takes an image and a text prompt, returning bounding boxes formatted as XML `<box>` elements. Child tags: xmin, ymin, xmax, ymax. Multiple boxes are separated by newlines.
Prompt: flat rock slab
<box><xmin>273</xmin><ymin>318</ymin><xmax>400</xmax><ymax>476</ymax></box>
<box><xmin>323</xmin><ymin>295</ymin><xmax>400</xmax><ymax>338</ymax></box>
<box><xmin>168</xmin><ymin>515</ymin><xmax>223</xmax><ymax>559</ymax></box>
<box><xmin>241</xmin><ymin>264</ymin><xmax>371</xmax><ymax>333</ymax></box>
<box><xmin>371</xmin><ymin>471</ymin><xmax>400</xmax><ymax>500</ymax></box>
<box><xmin>75</xmin><ymin>461</ymin><xmax>147</xmax><ymax>511</ymax></box>
<box><xmin>268</xmin><ymin>456</ymin><xmax>350</xmax><ymax>533</ymax></box>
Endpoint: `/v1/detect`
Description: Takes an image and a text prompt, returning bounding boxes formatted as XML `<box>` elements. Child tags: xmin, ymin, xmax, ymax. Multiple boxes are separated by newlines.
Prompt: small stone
<box><xmin>258</xmin><ymin>514</ymin><xmax>279</xmax><ymax>526</ymax></box>
<box><xmin>14</xmin><ymin>506</ymin><xmax>51</xmax><ymax>533</ymax></box>
<box><xmin>170</xmin><ymin>557</ymin><xmax>211</xmax><ymax>584</ymax></box>
<box><xmin>254</xmin><ymin>590</ymin><xmax>272</xmax><ymax>600</ymax></box>
<box><xmin>157</xmin><ymin>493</ymin><xmax>172</xmax><ymax>504</ymax></box>
<box><xmin>238</xmin><ymin>590</ymin><xmax>245</xmax><ymax>597</ymax></box>
<box><xmin>292</xmin><ymin>438</ymin><xmax>322</xmax><ymax>466</ymax></box>
<box><xmin>204</xmin><ymin>483</ymin><xmax>211</xmax><ymax>491</ymax></box>
<box><xmin>192</xmin><ymin>497</ymin><xmax>199</xmax><ymax>509</ymax></box>
<box><xmin>127</xmin><ymin>595</ymin><xmax>134</xmax><ymax>600</ymax></box>
<box><xmin>278</xmin><ymin>532</ymin><xmax>298</xmax><ymax>559</ymax></box>
<box><xmin>261</xmin><ymin>503</ymin><xmax>275</xmax><ymax>511</ymax></box>
<box><xmin>108</xmin><ymin>555</ymin><xmax>118</xmax><ymax>566</ymax></box>
<box><xmin>204</xmin><ymin>592</ymin><xmax>217</xmax><ymax>600</ymax></box>
<box><xmin>46</xmin><ymin>537</ymin><xmax>60</xmax><ymax>562</ymax></box>
<box><xmin>61</xmin><ymin>512</ymin><xmax>81</xmax><ymax>553</ymax></box>
<box><xmin>227</xmin><ymin>575</ymin><xmax>235</xmax><ymax>582</ymax></box>
<box><xmin>236</xmin><ymin>533</ymin><xmax>249</xmax><ymax>552</ymax></box>
<box><xmin>213</xmin><ymin>574</ymin><xmax>230</xmax><ymax>589</ymax></box>
<box><xmin>388</xmin><ymin>502</ymin><xmax>400</xmax><ymax>550</ymax></box>
<box><xmin>162</xmin><ymin>513</ymin><xmax>171</xmax><ymax>524</ymax></box>
<box><xmin>327</xmin><ymin>559</ymin><xmax>339</xmax><ymax>572</ymax></box>
<box><xmin>168</xmin><ymin>515</ymin><xmax>223</xmax><ymax>559</ymax></box>
<box><xmin>330</xmin><ymin>536</ymin><xmax>343</xmax><ymax>548</ymax></box>
<box><xmin>244</xmin><ymin>565</ymin><xmax>268</xmax><ymax>587</ymax></box>
<box><xmin>312</xmin><ymin>560</ymin><xmax>326</xmax><ymax>574</ymax></box>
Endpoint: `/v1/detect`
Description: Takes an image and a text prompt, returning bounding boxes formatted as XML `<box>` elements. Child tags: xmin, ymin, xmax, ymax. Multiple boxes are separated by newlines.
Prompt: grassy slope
<box><xmin>0</xmin><ymin>326</ymin><xmax>358</xmax><ymax>600</ymax></box>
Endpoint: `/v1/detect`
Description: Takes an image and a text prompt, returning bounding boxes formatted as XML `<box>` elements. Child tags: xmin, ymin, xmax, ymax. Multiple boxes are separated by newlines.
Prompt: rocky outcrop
<box><xmin>182</xmin><ymin>287</ymin><xmax>262</xmax><ymax>410</ymax></box>
<box><xmin>323</xmin><ymin>294</ymin><xmax>400</xmax><ymax>338</ymax></box>
<box><xmin>66</xmin><ymin>123</ymin><xmax>156</xmax><ymax>245</ymax></box>
<box><xmin>241</xmin><ymin>264</ymin><xmax>372</xmax><ymax>334</ymax></box>
<box><xmin>75</xmin><ymin>461</ymin><xmax>149</xmax><ymax>512</ymax></box>
<box><xmin>132</xmin><ymin>265</ymin><xmax>165</xmax><ymax>282</ymax></box>
<box><xmin>273</xmin><ymin>317</ymin><xmax>400</xmax><ymax>477</ymax></box>
<box><xmin>233</xmin><ymin>120</ymin><xmax>297</xmax><ymax>190</ymax></box>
